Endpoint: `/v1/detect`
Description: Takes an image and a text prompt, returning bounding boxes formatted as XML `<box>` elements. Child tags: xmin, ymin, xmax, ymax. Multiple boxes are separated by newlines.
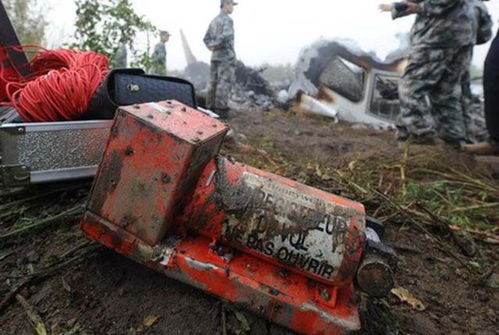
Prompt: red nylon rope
<box><xmin>0</xmin><ymin>46</ymin><xmax>109</xmax><ymax>122</ymax></box>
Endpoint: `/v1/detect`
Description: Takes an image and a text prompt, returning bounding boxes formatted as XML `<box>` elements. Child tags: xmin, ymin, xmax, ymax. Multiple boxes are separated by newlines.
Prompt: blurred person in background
<box><xmin>379</xmin><ymin>0</ymin><xmax>474</xmax><ymax>148</ymax></box>
<box><xmin>150</xmin><ymin>30</ymin><xmax>170</xmax><ymax>75</ymax></box>
<box><xmin>203</xmin><ymin>0</ymin><xmax>237</xmax><ymax>120</ymax></box>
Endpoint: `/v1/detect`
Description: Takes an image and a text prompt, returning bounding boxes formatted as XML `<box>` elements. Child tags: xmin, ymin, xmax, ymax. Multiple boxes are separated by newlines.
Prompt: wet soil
<box><xmin>0</xmin><ymin>109</ymin><xmax>497</xmax><ymax>335</ymax></box>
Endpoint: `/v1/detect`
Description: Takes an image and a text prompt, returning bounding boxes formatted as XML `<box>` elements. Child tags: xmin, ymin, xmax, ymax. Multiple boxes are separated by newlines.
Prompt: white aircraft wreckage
<box><xmin>284</xmin><ymin>38</ymin><xmax>408</xmax><ymax>128</ymax></box>
<box><xmin>180</xmin><ymin>32</ymin><xmax>409</xmax><ymax>128</ymax></box>
<box><xmin>282</xmin><ymin>38</ymin><xmax>487</xmax><ymax>140</ymax></box>
<box><xmin>180</xmin><ymin>33</ymin><xmax>487</xmax><ymax>136</ymax></box>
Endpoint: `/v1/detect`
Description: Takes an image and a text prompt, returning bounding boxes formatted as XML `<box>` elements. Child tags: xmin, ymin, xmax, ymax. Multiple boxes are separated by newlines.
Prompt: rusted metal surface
<box><xmin>82</xmin><ymin>213</ymin><xmax>360</xmax><ymax>335</ymax></box>
<box><xmin>82</xmin><ymin>100</ymin><xmax>397</xmax><ymax>334</ymax></box>
<box><xmin>356</xmin><ymin>254</ymin><xmax>394</xmax><ymax>298</ymax></box>
<box><xmin>356</xmin><ymin>227</ymin><xmax>397</xmax><ymax>297</ymax></box>
<box><xmin>182</xmin><ymin>157</ymin><xmax>366</xmax><ymax>286</ymax></box>
<box><xmin>87</xmin><ymin>100</ymin><xmax>228</xmax><ymax>245</ymax></box>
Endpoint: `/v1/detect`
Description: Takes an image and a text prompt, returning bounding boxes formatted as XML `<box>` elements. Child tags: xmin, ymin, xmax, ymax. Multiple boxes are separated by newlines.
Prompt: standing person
<box><xmin>151</xmin><ymin>30</ymin><xmax>170</xmax><ymax>76</ymax></box>
<box><xmin>203</xmin><ymin>0</ymin><xmax>237</xmax><ymax>120</ymax></box>
<box><xmin>464</xmin><ymin>30</ymin><xmax>499</xmax><ymax>155</ymax></box>
<box><xmin>461</xmin><ymin>0</ymin><xmax>492</xmax><ymax>143</ymax></box>
<box><xmin>379</xmin><ymin>0</ymin><xmax>474</xmax><ymax>147</ymax></box>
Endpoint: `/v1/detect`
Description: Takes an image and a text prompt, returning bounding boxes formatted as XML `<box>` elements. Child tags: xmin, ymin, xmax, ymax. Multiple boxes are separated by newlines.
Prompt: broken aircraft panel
<box><xmin>287</xmin><ymin>39</ymin><xmax>408</xmax><ymax>128</ymax></box>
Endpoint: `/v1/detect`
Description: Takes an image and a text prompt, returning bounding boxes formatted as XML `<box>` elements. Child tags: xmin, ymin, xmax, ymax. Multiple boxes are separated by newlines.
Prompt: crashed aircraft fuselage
<box><xmin>288</xmin><ymin>39</ymin><xmax>407</xmax><ymax>128</ymax></box>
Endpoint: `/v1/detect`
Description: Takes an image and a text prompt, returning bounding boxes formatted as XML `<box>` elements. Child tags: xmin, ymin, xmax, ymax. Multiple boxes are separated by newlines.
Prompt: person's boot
<box><xmin>441</xmin><ymin>138</ymin><xmax>467</xmax><ymax>151</ymax></box>
<box><xmin>463</xmin><ymin>140</ymin><xmax>499</xmax><ymax>155</ymax></box>
<box><xmin>395</xmin><ymin>126</ymin><xmax>410</xmax><ymax>142</ymax></box>
<box><xmin>395</xmin><ymin>126</ymin><xmax>439</xmax><ymax>146</ymax></box>
<box><xmin>396</xmin><ymin>133</ymin><xmax>440</xmax><ymax>147</ymax></box>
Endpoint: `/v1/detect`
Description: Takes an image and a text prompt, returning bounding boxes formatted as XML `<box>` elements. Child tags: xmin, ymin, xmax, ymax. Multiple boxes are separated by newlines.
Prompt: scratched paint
<box><xmin>222</xmin><ymin>172</ymin><xmax>356</xmax><ymax>281</ymax></box>
<box><xmin>80</xmin><ymin>101</ymin><xmax>365</xmax><ymax>334</ymax></box>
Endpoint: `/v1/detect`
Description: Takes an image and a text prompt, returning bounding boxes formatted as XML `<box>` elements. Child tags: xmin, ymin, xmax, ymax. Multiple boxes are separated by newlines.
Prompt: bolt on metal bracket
<box><xmin>0</xmin><ymin>164</ymin><xmax>31</xmax><ymax>187</ymax></box>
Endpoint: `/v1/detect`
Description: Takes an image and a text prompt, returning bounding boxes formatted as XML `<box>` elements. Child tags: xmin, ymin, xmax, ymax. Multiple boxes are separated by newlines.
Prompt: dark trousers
<box><xmin>483</xmin><ymin>34</ymin><xmax>499</xmax><ymax>142</ymax></box>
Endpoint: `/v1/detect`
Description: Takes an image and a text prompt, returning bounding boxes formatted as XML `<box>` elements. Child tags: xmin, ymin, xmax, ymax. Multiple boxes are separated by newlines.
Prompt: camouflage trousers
<box><xmin>207</xmin><ymin>59</ymin><xmax>235</xmax><ymax>111</ymax></box>
<box><xmin>461</xmin><ymin>69</ymin><xmax>474</xmax><ymax>138</ymax></box>
<box><xmin>397</xmin><ymin>45</ymin><xmax>473</xmax><ymax>143</ymax></box>
<box><xmin>150</xmin><ymin>62</ymin><xmax>167</xmax><ymax>76</ymax></box>
<box><xmin>461</xmin><ymin>69</ymin><xmax>489</xmax><ymax>143</ymax></box>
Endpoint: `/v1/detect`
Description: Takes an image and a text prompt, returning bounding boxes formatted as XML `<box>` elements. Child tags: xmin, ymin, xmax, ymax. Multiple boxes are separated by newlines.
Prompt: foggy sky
<box><xmin>46</xmin><ymin>0</ymin><xmax>499</xmax><ymax>71</ymax></box>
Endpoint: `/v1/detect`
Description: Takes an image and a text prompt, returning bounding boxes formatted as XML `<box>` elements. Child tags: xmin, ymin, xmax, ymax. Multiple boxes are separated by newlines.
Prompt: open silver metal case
<box><xmin>0</xmin><ymin>106</ymin><xmax>216</xmax><ymax>188</ymax></box>
<box><xmin>1</xmin><ymin>2</ymin><xmax>111</xmax><ymax>187</ymax></box>
<box><xmin>0</xmin><ymin>2</ymin><xmax>203</xmax><ymax>188</ymax></box>
<box><xmin>0</xmin><ymin>111</ymin><xmax>112</xmax><ymax>187</ymax></box>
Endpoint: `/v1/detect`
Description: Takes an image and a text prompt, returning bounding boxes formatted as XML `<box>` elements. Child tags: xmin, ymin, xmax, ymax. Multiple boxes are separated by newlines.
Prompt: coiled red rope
<box><xmin>0</xmin><ymin>47</ymin><xmax>109</xmax><ymax>122</ymax></box>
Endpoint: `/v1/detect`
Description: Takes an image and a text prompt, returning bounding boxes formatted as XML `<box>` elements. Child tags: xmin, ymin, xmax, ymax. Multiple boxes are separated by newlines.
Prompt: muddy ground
<box><xmin>0</xmin><ymin>109</ymin><xmax>498</xmax><ymax>335</ymax></box>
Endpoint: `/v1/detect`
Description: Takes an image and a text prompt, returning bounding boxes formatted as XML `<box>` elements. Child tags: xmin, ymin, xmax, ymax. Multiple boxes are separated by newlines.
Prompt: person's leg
<box><xmin>461</xmin><ymin>68</ymin><xmax>474</xmax><ymax>142</ymax></box>
<box><xmin>397</xmin><ymin>48</ymin><xmax>445</xmax><ymax>143</ymax></box>
<box><xmin>430</xmin><ymin>46</ymin><xmax>472</xmax><ymax>146</ymax></box>
<box><xmin>206</xmin><ymin>61</ymin><xmax>219</xmax><ymax>110</ymax></box>
<box><xmin>214</xmin><ymin>60</ymin><xmax>236</xmax><ymax>119</ymax></box>
<box><xmin>484</xmin><ymin>35</ymin><xmax>499</xmax><ymax>142</ymax></box>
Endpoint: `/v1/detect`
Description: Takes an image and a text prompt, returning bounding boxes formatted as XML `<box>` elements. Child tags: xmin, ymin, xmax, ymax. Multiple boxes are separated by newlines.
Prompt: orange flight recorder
<box><xmin>81</xmin><ymin>101</ymin><xmax>396</xmax><ymax>335</ymax></box>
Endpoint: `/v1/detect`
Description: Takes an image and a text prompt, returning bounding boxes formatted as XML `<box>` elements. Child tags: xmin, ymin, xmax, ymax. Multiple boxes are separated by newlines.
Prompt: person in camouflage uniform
<box><xmin>203</xmin><ymin>0</ymin><xmax>237</xmax><ymax>119</ymax></box>
<box><xmin>380</xmin><ymin>0</ymin><xmax>474</xmax><ymax>146</ymax></box>
<box><xmin>151</xmin><ymin>31</ymin><xmax>170</xmax><ymax>76</ymax></box>
<box><xmin>461</xmin><ymin>0</ymin><xmax>492</xmax><ymax>143</ymax></box>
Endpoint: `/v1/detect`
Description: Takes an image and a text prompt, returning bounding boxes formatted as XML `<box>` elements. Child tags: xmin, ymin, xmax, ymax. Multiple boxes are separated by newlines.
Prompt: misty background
<box><xmin>44</xmin><ymin>0</ymin><xmax>499</xmax><ymax>71</ymax></box>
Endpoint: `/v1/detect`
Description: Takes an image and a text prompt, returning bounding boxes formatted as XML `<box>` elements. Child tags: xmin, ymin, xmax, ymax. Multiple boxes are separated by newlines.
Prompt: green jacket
<box><xmin>469</xmin><ymin>0</ymin><xmax>493</xmax><ymax>45</ymax></box>
<box><xmin>151</xmin><ymin>42</ymin><xmax>167</xmax><ymax>75</ymax></box>
<box><xmin>392</xmin><ymin>0</ymin><xmax>474</xmax><ymax>49</ymax></box>
<box><xmin>203</xmin><ymin>10</ymin><xmax>235</xmax><ymax>62</ymax></box>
